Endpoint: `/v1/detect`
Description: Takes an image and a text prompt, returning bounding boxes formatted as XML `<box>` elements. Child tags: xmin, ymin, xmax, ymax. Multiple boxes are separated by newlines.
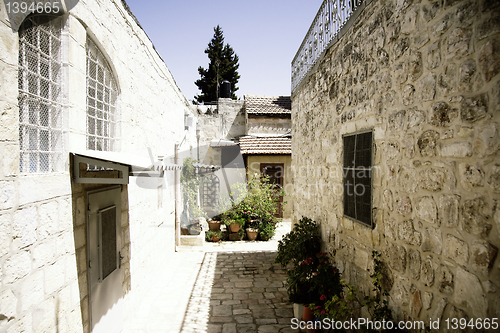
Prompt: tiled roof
<box><xmin>239</xmin><ymin>136</ymin><xmax>291</xmax><ymax>155</ymax></box>
<box><xmin>244</xmin><ymin>95</ymin><xmax>291</xmax><ymax>115</ymax></box>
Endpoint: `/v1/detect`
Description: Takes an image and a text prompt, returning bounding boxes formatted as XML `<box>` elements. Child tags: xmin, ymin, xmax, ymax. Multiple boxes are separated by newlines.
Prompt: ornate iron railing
<box><xmin>291</xmin><ymin>0</ymin><xmax>365</xmax><ymax>93</ymax></box>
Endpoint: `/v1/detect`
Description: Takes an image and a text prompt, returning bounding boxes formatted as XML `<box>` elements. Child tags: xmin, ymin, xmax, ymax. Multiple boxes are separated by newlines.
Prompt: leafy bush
<box><xmin>275</xmin><ymin>216</ymin><xmax>321</xmax><ymax>268</ymax></box>
<box><xmin>275</xmin><ymin>216</ymin><xmax>324</xmax><ymax>303</ymax></box>
<box><xmin>205</xmin><ymin>230</ymin><xmax>224</xmax><ymax>242</ymax></box>
<box><xmin>258</xmin><ymin>222</ymin><xmax>275</xmax><ymax>241</ymax></box>
<box><xmin>288</xmin><ymin>252</ymin><xmax>342</xmax><ymax>305</ymax></box>
<box><xmin>309</xmin><ymin>251</ymin><xmax>393</xmax><ymax>332</ymax></box>
<box><xmin>219</xmin><ymin>173</ymin><xmax>285</xmax><ymax>237</ymax></box>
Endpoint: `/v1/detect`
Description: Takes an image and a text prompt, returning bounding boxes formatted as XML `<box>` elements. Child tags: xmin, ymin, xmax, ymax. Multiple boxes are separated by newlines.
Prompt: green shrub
<box><xmin>275</xmin><ymin>216</ymin><xmax>321</xmax><ymax>268</ymax></box>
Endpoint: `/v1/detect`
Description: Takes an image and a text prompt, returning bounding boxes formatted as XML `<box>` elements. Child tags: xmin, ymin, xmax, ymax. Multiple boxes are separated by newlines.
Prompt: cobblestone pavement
<box><xmin>180</xmin><ymin>251</ymin><xmax>295</xmax><ymax>333</ymax></box>
<box><xmin>124</xmin><ymin>222</ymin><xmax>295</xmax><ymax>333</ymax></box>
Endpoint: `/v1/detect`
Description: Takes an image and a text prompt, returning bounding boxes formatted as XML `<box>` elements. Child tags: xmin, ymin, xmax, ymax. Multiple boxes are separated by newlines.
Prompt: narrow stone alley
<box><xmin>123</xmin><ymin>223</ymin><xmax>295</xmax><ymax>333</ymax></box>
<box><xmin>181</xmin><ymin>251</ymin><xmax>294</xmax><ymax>333</ymax></box>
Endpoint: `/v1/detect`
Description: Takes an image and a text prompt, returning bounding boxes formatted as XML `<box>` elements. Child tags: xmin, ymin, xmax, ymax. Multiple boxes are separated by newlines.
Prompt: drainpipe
<box><xmin>196</xmin><ymin>123</ymin><xmax>201</xmax><ymax>162</ymax></box>
<box><xmin>174</xmin><ymin>143</ymin><xmax>181</xmax><ymax>249</ymax></box>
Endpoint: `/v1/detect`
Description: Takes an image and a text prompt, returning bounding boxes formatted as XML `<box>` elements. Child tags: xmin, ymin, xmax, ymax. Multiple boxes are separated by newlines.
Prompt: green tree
<box><xmin>194</xmin><ymin>25</ymin><xmax>240</xmax><ymax>103</ymax></box>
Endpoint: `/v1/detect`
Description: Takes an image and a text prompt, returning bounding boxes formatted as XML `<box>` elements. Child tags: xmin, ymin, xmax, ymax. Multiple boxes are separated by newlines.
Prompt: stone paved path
<box><xmin>124</xmin><ymin>222</ymin><xmax>294</xmax><ymax>332</ymax></box>
<box><xmin>180</xmin><ymin>251</ymin><xmax>295</xmax><ymax>333</ymax></box>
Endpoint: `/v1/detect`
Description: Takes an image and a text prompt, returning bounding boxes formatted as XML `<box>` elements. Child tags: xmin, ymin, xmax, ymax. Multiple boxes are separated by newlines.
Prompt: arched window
<box><xmin>18</xmin><ymin>15</ymin><xmax>64</xmax><ymax>173</ymax></box>
<box><xmin>86</xmin><ymin>37</ymin><xmax>118</xmax><ymax>151</ymax></box>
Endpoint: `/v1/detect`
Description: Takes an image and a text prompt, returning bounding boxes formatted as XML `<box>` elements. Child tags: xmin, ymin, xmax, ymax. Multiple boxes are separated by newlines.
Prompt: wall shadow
<box><xmin>179</xmin><ymin>251</ymin><xmax>292</xmax><ymax>332</ymax></box>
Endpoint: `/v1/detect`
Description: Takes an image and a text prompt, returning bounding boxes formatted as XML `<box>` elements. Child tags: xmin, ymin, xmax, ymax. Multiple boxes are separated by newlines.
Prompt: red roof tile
<box><xmin>244</xmin><ymin>95</ymin><xmax>291</xmax><ymax>115</ymax></box>
<box><xmin>239</xmin><ymin>136</ymin><xmax>291</xmax><ymax>155</ymax></box>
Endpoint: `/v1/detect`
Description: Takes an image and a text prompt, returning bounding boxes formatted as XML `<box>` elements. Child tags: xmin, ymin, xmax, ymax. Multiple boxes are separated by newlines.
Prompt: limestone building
<box><xmin>240</xmin><ymin>95</ymin><xmax>292</xmax><ymax>219</ymax></box>
<box><xmin>0</xmin><ymin>1</ymin><xmax>197</xmax><ymax>332</ymax></box>
<box><xmin>195</xmin><ymin>95</ymin><xmax>293</xmax><ymax>219</ymax></box>
<box><xmin>292</xmin><ymin>0</ymin><xmax>499</xmax><ymax>324</ymax></box>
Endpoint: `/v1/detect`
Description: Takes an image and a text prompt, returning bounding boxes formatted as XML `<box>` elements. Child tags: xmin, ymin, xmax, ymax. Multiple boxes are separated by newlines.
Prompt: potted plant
<box><xmin>245</xmin><ymin>219</ymin><xmax>260</xmax><ymax>241</ymax></box>
<box><xmin>205</xmin><ymin>230</ymin><xmax>223</xmax><ymax>242</ymax></box>
<box><xmin>207</xmin><ymin>218</ymin><xmax>221</xmax><ymax>231</ymax></box>
<box><xmin>223</xmin><ymin>210</ymin><xmax>246</xmax><ymax>233</ymax></box>
<box><xmin>258</xmin><ymin>221</ymin><xmax>275</xmax><ymax>241</ymax></box>
<box><xmin>275</xmin><ymin>216</ymin><xmax>322</xmax><ymax>318</ymax></box>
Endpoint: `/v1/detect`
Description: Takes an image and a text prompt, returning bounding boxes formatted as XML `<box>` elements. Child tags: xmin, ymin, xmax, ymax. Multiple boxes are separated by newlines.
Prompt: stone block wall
<box><xmin>292</xmin><ymin>0</ymin><xmax>500</xmax><ymax>323</ymax></box>
<box><xmin>0</xmin><ymin>0</ymin><xmax>193</xmax><ymax>332</ymax></box>
<box><xmin>247</xmin><ymin>117</ymin><xmax>291</xmax><ymax>135</ymax></box>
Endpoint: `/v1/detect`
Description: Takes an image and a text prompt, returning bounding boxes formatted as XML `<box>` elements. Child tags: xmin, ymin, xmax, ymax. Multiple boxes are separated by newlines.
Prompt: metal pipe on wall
<box><xmin>174</xmin><ymin>143</ymin><xmax>181</xmax><ymax>249</ymax></box>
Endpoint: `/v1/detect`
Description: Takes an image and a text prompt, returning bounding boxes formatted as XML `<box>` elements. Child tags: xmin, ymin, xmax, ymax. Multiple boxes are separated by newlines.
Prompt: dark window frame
<box><xmin>342</xmin><ymin>130</ymin><xmax>373</xmax><ymax>228</ymax></box>
<box><xmin>260</xmin><ymin>163</ymin><xmax>285</xmax><ymax>218</ymax></box>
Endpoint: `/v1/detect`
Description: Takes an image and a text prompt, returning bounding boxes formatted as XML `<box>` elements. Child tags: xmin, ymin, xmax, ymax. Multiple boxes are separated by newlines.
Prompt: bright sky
<box><xmin>124</xmin><ymin>0</ymin><xmax>323</xmax><ymax>102</ymax></box>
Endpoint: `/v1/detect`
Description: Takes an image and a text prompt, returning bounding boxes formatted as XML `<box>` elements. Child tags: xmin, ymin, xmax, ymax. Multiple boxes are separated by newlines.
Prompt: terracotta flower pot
<box><xmin>302</xmin><ymin>306</ymin><xmax>316</xmax><ymax>333</ymax></box>
<box><xmin>229</xmin><ymin>222</ymin><xmax>241</xmax><ymax>233</ymax></box>
<box><xmin>246</xmin><ymin>228</ymin><xmax>258</xmax><ymax>241</ymax></box>
<box><xmin>208</xmin><ymin>220</ymin><xmax>221</xmax><ymax>231</ymax></box>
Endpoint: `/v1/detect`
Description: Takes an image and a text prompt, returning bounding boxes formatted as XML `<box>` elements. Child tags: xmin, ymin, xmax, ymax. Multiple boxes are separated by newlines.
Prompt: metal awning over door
<box><xmin>71</xmin><ymin>151</ymin><xmax>182</xmax><ymax>184</ymax></box>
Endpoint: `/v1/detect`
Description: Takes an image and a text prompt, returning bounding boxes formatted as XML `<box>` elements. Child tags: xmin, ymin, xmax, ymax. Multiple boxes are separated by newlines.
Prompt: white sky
<box><xmin>124</xmin><ymin>0</ymin><xmax>323</xmax><ymax>102</ymax></box>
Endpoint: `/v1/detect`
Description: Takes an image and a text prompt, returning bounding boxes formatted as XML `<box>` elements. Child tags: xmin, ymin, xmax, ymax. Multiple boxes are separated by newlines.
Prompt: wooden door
<box><xmin>260</xmin><ymin>163</ymin><xmax>284</xmax><ymax>218</ymax></box>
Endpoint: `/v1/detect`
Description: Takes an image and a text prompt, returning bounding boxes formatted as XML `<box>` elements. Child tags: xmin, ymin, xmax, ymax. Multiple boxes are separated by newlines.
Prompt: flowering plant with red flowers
<box><xmin>309</xmin><ymin>251</ymin><xmax>393</xmax><ymax>332</ymax></box>
<box><xmin>286</xmin><ymin>252</ymin><xmax>342</xmax><ymax>305</ymax></box>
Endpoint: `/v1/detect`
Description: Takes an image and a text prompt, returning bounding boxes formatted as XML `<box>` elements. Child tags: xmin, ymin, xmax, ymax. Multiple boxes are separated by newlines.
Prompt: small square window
<box><xmin>343</xmin><ymin>131</ymin><xmax>373</xmax><ymax>227</ymax></box>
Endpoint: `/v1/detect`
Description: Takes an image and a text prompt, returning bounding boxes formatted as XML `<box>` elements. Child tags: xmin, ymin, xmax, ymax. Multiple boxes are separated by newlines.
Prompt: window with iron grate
<box><xmin>18</xmin><ymin>15</ymin><xmax>64</xmax><ymax>173</ymax></box>
<box><xmin>201</xmin><ymin>174</ymin><xmax>220</xmax><ymax>210</ymax></box>
<box><xmin>343</xmin><ymin>130</ymin><xmax>373</xmax><ymax>227</ymax></box>
<box><xmin>86</xmin><ymin>37</ymin><xmax>118</xmax><ymax>151</ymax></box>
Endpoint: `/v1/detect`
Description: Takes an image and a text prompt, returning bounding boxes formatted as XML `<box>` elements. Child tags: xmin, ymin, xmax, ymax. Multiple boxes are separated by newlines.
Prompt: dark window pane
<box><xmin>343</xmin><ymin>135</ymin><xmax>355</xmax><ymax>168</ymax></box>
<box><xmin>343</xmin><ymin>171</ymin><xmax>355</xmax><ymax>218</ymax></box>
<box><xmin>356</xmin><ymin>201</ymin><xmax>371</xmax><ymax>225</ymax></box>
<box><xmin>101</xmin><ymin>207</ymin><xmax>117</xmax><ymax>280</ymax></box>
<box><xmin>356</xmin><ymin>132</ymin><xmax>372</xmax><ymax>150</ymax></box>
<box><xmin>355</xmin><ymin>132</ymin><xmax>372</xmax><ymax>168</ymax></box>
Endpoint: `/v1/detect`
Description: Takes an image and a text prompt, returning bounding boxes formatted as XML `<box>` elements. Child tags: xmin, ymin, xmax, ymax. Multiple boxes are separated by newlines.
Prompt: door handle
<box><xmin>119</xmin><ymin>251</ymin><xmax>124</xmax><ymax>269</ymax></box>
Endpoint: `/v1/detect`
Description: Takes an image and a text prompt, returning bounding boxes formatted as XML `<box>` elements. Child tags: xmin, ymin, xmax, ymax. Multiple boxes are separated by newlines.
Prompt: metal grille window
<box><xmin>18</xmin><ymin>15</ymin><xmax>64</xmax><ymax>173</ymax></box>
<box><xmin>201</xmin><ymin>174</ymin><xmax>220</xmax><ymax>209</ymax></box>
<box><xmin>86</xmin><ymin>37</ymin><xmax>118</xmax><ymax>151</ymax></box>
<box><xmin>343</xmin><ymin>131</ymin><xmax>373</xmax><ymax>227</ymax></box>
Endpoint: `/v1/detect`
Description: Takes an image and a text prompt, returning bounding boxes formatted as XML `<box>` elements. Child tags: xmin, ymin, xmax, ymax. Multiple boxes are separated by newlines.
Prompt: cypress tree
<box><xmin>194</xmin><ymin>25</ymin><xmax>240</xmax><ymax>103</ymax></box>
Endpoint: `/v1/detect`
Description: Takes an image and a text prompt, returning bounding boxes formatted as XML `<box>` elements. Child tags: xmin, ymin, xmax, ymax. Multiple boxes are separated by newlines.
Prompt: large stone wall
<box><xmin>292</xmin><ymin>0</ymin><xmax>500</xmax><ymax>324</ymax></box>
<box><xmin>0</xmin><ymin>1</ymin><xmax>194</xmax><ymax>332</ymax></box>
<box><xmin>247</xmin><ymin>116</ymin><xmax>291</xmax><ymax>135</ymax></box>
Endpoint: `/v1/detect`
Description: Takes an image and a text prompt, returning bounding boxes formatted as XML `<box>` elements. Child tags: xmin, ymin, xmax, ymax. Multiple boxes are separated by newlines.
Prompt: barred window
<box><xmin>201</xmin><ymin>174</ymin><xmax>220</xmax><ymax>210</ymax></box>
<box><xmin>343</xmin><ymin>131</ymin><xmax>373</xmax><ymax>227</ymax></box>
<box><xmin>86</xmin><ymin>37</ymin><xmax>118</xmax><ymax>151</ymax></box>
<box><xmin>18</xmin><ymin>15</ymin><xmax>64</xmax><ymax>173</ymax></box>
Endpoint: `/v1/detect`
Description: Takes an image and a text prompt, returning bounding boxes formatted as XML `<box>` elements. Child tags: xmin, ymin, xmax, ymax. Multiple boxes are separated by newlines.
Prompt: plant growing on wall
<box><xmin>180</xmin><ymin>157</ymin><xmax>205</xmax><ymax>219</ymax></box>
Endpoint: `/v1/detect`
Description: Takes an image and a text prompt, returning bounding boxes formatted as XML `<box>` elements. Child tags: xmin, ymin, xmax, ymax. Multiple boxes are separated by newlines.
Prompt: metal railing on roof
<box><xmin>291</xmin><ymin>0</ymin><xmax>365</xmax><ymax>93</ymax></box>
